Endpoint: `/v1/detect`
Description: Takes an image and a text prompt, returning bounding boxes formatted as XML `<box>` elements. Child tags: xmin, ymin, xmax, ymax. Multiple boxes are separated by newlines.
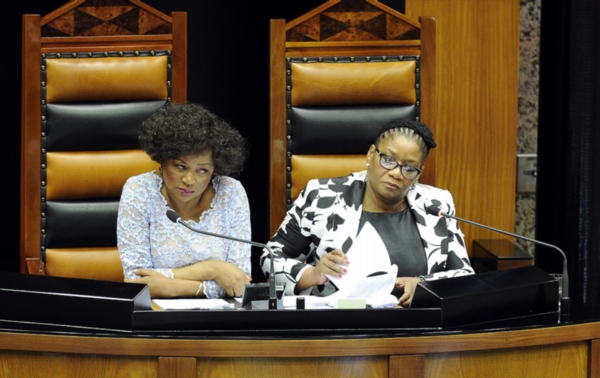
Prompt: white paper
<box><xmin>325</xmin><ymin>223</ymin><xmax>399</xmax><ymax>307</ymax></box>
<box><xmin>153</xmin><ymin>298</ymin><xmax>234</xmax><ymax>310</ymax></box>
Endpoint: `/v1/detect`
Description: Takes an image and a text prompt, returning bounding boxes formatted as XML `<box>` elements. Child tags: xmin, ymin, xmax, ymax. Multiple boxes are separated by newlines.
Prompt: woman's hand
<box><xmin>395</xmin><ymin>277</ymin><xmax>421</xmax><ymax>307</ymax></box>
<box><xmin>126</xmin><ymin>269</ymin><xmax>198</xmax><ymax>299</ymax></box>
<box><xmin>172</xmin><ymin>260</ymin><xmax>251</xmax><ymax>297</ymax></box>
<box><xmin>297</xmin><ymin>249</ymin><xmax>349</xmax><ymax>290</ymax></box>
<box><xmin>209</xmin><ymin>260</ymin><xmax>252</xmax><ymax>297</ymax></box>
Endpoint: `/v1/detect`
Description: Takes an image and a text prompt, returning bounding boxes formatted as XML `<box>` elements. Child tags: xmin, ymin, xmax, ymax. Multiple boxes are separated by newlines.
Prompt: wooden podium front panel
<box><xmin>197</xmin><ymin>357</ymin><xmax>387</xmax><ymax>378</ymax></box>
<box><xmin>425</xmin><ymin>341</ymin><xmax>588</xmax><ymax>378</ymax></box>
<box><xmin>0</xmin><ymin>351</ymin><xmax>157</xmax><ymax>378</ymax></box>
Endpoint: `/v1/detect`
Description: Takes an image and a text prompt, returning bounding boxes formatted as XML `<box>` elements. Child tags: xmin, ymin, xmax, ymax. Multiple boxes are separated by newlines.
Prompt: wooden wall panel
<box><xmin>406</xmin><ymin>1</ymin><xmax>520</xmax><ymax>253</ymax></box>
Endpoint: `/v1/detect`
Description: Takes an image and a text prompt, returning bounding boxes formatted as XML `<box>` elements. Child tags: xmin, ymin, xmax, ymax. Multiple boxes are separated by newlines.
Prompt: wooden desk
<box><xmin>1</xmin><ymin>313</ymin><xmax>599</xmax><ymax>378</ymax></box>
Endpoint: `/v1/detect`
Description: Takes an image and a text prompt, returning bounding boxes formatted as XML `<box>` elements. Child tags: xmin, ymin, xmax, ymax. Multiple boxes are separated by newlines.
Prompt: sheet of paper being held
<box><xmin>327</xmin><ymin>222</ymin><xmax>398</xmax><ymax>307</ymax></box>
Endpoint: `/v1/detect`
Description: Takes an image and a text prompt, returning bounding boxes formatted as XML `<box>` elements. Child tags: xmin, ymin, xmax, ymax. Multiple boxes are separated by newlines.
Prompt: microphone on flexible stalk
<box><xmin>425</xmin><ymin>204</ymin><xmax>570</xmax><ymax>316</ymax></box>
<box><xmin>166</xmin><ymin>210</ymin><xmax>281</xmax><ymax>310</ymax></box>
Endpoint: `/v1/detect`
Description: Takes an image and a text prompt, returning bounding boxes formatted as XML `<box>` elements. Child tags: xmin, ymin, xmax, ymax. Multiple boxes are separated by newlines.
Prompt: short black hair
<box><xmin>375</xmin><ymin>118</ymin><xmax>436</xmax><ymax>162</ymax></box>
<box><xmin>140</xmin><ymin>102</ymin><xmax>247</xmax><ymax>177</ymax></box>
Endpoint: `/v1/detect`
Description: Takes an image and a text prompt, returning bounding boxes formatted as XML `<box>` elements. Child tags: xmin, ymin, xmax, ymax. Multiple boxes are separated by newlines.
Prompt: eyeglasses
<box><xmin>375</xmin><ymin>146</ymin><xmax>422</xmax><ymax>180</ymax></box>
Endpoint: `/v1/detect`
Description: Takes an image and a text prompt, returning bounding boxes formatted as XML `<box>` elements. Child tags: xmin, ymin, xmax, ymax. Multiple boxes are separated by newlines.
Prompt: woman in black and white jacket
<box><xmin>261</xmin><ymin>118</ymin><xmax>474</xmax><ymax>306</ymax></box>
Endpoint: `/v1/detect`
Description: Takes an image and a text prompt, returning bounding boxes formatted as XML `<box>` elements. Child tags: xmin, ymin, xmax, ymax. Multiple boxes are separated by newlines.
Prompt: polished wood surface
<box><xmin>406</xmin><ymin>0</ymin><xmax>520</xmax><ymax>252</ymax></box>
<box><xmin>1</xmin><ymin>320</ymin><xmax>599</xmax><ymax>378</ymax></box>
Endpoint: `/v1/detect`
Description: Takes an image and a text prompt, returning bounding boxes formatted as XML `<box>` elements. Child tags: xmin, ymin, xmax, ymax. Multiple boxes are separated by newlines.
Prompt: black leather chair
<box><xmin>21</xmin><ymin>0</ymin><xmax>187</xmax><ymax>280</ymax></box>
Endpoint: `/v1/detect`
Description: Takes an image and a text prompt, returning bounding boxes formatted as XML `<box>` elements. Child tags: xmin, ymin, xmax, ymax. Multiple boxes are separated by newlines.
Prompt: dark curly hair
<box><xmin>140</xmin><ymin>103</ymin><xmax>247</xmax><ymax>177</ymax></box>
<box><xmin>375</xmin><ymin>118</ymin><xmax>437</xmax><ymax>162</ymax></box>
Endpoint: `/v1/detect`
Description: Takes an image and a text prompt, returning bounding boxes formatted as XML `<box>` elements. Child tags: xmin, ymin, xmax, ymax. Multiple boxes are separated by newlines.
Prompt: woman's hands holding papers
<box><xmin>395</xmin><ymin>277</ymin><xmax>421</xmax><ymax>307</ymax></box>
<box><xmin>296</xmin><ymin>249</ymin><xmax>350</xmax><ymax>292</ymax></box>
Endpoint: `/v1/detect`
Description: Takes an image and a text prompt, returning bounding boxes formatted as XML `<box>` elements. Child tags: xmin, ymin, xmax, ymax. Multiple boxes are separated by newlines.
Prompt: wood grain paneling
<box><xmin>196</xmin><ymin>357</ymin><xmax>388</xmax><ymax>378</ymax></box>
<box><xmin>424</xmin><ymin>342</ymin><xmax>588</xmax><ymax>378</ymax></box>
<box><xmin>0</xmin><ymin>351</ymin><xmax>157</xmax><ymax>378</ymax></box>
<box><xmin>406</xmin><ymin>1</ymin><xmax>520</xmax><ymax>253</ymax></box>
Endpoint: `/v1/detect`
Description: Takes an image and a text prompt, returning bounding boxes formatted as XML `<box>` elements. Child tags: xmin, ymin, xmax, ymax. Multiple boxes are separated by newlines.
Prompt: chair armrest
<box><xmin>26</xmin><ymin>258</ymin><xmax>46</xmax><ymax>275</ymax></box>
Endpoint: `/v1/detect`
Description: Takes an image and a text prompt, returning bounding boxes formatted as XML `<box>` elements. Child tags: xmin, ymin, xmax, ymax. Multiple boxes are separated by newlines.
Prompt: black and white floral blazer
<box><xmin>261</xmin><ymin>171</ymin><xmax>474</xmax><ymax>295</ymax></box>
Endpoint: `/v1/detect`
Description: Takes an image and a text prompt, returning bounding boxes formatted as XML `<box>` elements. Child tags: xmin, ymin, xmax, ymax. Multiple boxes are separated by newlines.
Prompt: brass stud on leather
<box><xmin>286</xmin><ymin>184</ymin><xmax>291</xmax><ymax>189</ymax></box>
<box><xmin>56</xmin><ymin>53</ymin><xmax>62</xmax><ymax>58</ymax></box>
<box><xmin>416</xmin><ymin>68</ymin><xmax>420</xmax><ymax>73</ymax></box>
<box><xmin>416</xmin><ymin>101</ymin><xmax>420</xmax><ymax>107</ymax></box>
<box><xmin>167</xmin><ymin>97</ymin><xmax>172</xmax><ymax>102</ymax></box>
<box><xmin>167</xmin><ymin>81</ymin><xmax>171</xmax><ymax>86</ymax></box>
<box><xmin>41</xmin><ymin>65</ymin><xmax>46</xmax><ymax>71</ymax></box>
<box><xmin>135</xmin><ymin>51</ymin><xmax>140</xmax><ymax>56</ymax></box>
<box><xmin>416</xmin><ymin>83</ymin><xmax>420</xmax><ymax>89</ymax></box>
<box><xmin>416</xmin><ymin>116</ymin><xmax>420</xmax><ymax>121</ymax></box>
<box><xmin>41</xmin><ymin>115</ymin><xmax>46</xmax><ymax>121</ymax></box>
<box><xmin>41</xmin><ymin>132</ymin><xmax>46</xmax><ymax>137</ymax></box>
<box><xmin>168</xmin><ymin>64</ymin><xmax>172</xmax><ymax>69</ymax></box>
<box><xmin>286</xmin><ymin>57</ymin><xmax>291</xmax><ymax>62</ymax></box>
<box><xmin>287</xmin><ymin>167</ymin><xmax>291</xmax><ymax>172</ymax></box>
<box><xmin>416</xmin><ymin>55</ymin><xmax>421</xmax><ymax>60</ymax></box>
<box><xmin>41</xmin><ymin>100</ymin><xmax>46</xmax><ymax>105</ymax></box>
<box><xmin>350</xmin><ymin>57</ymin><xmax>355</xmax><ymax>62</ymax></box>
<box><xmin>41</xmin><ymin>81</ymin><xmax>46</xmax><ymax>87</ymax></box>
<box><xmin>41</xmin><ymin>53</ymin><xmax>46</xmax><ymax>58</ymax></box>
<box><xmin>41</xmin><ymin>246</ymin><xmax>45</xmax><ymax>251</ymax></box>
<box><xmin>366</xmin><ymin>56</ymin><xmax>371</xmax><ymax>62</ymax></box>
<box><xmin>41</xmin><ymin>197</ymin><xmax>46</xmax><ymax>203</ymax></box>
<box><xmin>41</xmin><ymin>181</ymin><xmax>46</xmax><ymax>186</ymax></box>
<box><xmin>334</xmin><ymin>57</ymin><xmax>339</xmax><ymax>62</ymax></box>
<box><xmin>168</xmin><ymin>50</ymin><xmax>172</xmax><ymax>55</ymax></box>
<box><xmin>318</xmin><ymin>57</ymin><xmax>323</xmax><ymax>62</ymax></box>
<box><xmin>72</xmin><ymin>52</ymin><xmax>77</xmax><ymax>58</ymax></box>
<box><xmin>287</xmin><ymin>199</ymin><xmax>291</xmax><ymax>204</ymax></box>
<box><xmin>41</xmin><ymin>229</ymin><xmax>46</xmax><ymax>234</ymax></box>
<box><xmin>41</xmin><ymin>213</ymin><xmax>46</xmax><ymax>218</ymax></box>
<box><xmin>286</xmin><ymin>85</ymin><xmax>291</xmax><ymax>91</ymax></box>
<box><xmin>151</xmin><ymin>51</ymin><xmax>155</xmax><ymax>56</ymax></box>
<box><xmin>303</xmin><ymin>57</ymin><xmax>308</xmax><ymax>62</ymax></box>
<box><xmin>287</xmin><ymin>135</ymin><xmax>291</xmax><ymax>141</ymax></box>
<box><xmin>88</xmin><ymin>52</ymin><xmax>93</xmax><ymax>57</ymax></box>
<box><xmin>286</xmin><ymin>104</ymin><xmax>291</xmax><ymax>109</ymax></box>
<box><xmin>287</xmin><ymin>152</ymin><xmax>291</xmax><ymax>157</ymax></box>
<box><xmin>382</xmin><ymin>56</ymin><xmax>387</xmax><ymax>61</ymax></box>
<box><xmin>104</xmin><ymin>52</ymin><xmax>109</xmax><ymax>57</ymax></box>
<box><xmin>41</xmin><ymin>164</ymin><xmax>46</xmax><ymax>169</ymax></box>
<box><xmin>119</xmin><ymin>51</ymin><xmax>124</xmax><ymax>57</ymax></box>
<box><xmin>41</xmin><ymin>149</ymin><xmax>46</xmax><ymax>154</ymax></box>
<box><xmin>286</xmin><ymin>120</ymin><xmax>291</xmax><ymax>125</ymax></box>
<box><xmin>286</xmin><ymin>70</ymin><xmax>291</xmax><ymax>75</ymax></box>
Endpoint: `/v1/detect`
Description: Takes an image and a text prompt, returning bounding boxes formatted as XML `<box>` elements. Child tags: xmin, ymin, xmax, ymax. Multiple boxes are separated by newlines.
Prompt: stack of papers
<box><xmin>154</xmin><ymin>298</ymin><xmax>234</xmax><ymax>310</ymax></box>
<box><xmin>284</xmin><ymin>223</ymin><xmax>399</xmax><ymax>309</ymax></box>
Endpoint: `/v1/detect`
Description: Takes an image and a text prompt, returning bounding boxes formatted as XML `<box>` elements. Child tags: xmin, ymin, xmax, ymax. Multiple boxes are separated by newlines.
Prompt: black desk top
<box><xmin>1</xmin><ymin>304</ymin><xmax>599</xmax><ymax>340</ymax></box>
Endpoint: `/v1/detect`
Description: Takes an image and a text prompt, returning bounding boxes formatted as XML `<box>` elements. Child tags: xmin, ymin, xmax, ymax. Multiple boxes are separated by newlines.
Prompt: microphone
<box><xmin>425</xmin><ymin>205</ymin><xmax>570</xmax><ymax>316</ymax></box>
<box><xmin>166</xmin><ymin>209</ymin><xmax>280</xmax><ymax>310</ymax></box>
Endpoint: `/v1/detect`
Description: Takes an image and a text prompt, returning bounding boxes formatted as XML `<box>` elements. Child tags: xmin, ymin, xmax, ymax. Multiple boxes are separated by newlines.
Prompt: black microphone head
<box><xmin>166</xmin><ymin>210</ymin><xmax>180</xmax><ymax>223</ymax></box>
<box><xmin>425</xmin><ymin>205</ymin><xmax>442</xmax><ymax>217</ymax></box>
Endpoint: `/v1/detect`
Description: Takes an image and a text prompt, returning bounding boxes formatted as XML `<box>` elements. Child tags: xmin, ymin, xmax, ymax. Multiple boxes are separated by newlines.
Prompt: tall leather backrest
<box><xmin>21</xmin><ymin>0</ymin><xmax>187</xmax><ymax>280</ymax></box>
<box><xmin>269</xmin><ymin>0</ymin><xmax>436</xmax><ymax>234</ymax></box>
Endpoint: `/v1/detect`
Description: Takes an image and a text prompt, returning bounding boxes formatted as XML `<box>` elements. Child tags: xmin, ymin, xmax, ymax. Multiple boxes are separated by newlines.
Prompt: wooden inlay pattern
<box><xmin>287</xmin><ymin>0</ymin><xmax>419</xmax><ymax>42</ymax></box>
<box><xmin>41</xmin><ymin>0</ymin><xmax>171</xmax><ymax>37</ymax></box>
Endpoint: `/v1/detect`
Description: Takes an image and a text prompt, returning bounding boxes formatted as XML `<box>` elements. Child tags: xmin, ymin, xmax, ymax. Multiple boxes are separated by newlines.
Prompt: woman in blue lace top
<box><xmin>118</xmin><ymin>103</ymin><xmax>251</xmax><ymax>299</ymax></box>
